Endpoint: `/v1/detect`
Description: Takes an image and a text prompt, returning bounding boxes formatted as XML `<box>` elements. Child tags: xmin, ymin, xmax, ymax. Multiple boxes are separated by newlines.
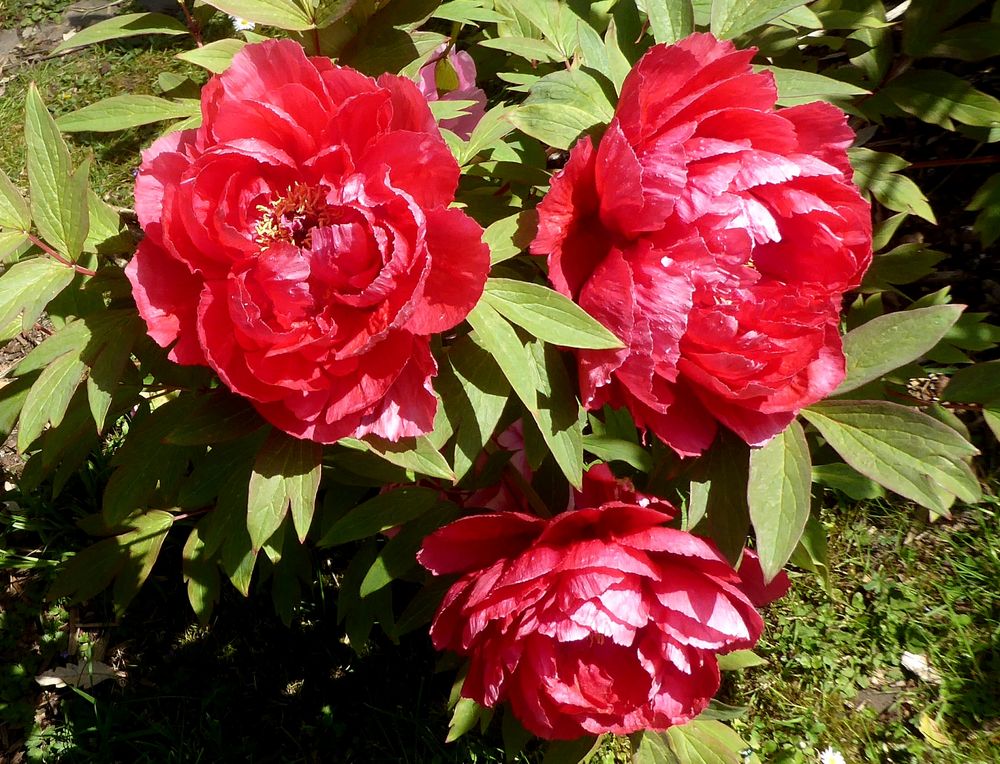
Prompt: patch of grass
<box><xmin>726</xmin><ymin>494</ymin><xmax>1000</xmax><ymax>763</ymax></box>
<box><xmin>0</xmin><ymin>0</ymin><xmax>74</xmax><ymax>29</ymax></box>
<box><xmin>0</xmin><ymin>42</ymin><xmax>205</xmax><ymax>207</ymax></box>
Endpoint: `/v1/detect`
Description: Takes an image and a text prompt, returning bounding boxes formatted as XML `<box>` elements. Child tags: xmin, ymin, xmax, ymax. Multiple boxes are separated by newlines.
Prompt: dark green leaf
<box><xmin>850</xmin><ymin>148</ymin><xmax>936</xmax><ymax>223</ymax></box>
<box><xmin>883</xmin><ymin>69</ymin><xmax>1000</xmax><ymax>130</ymax></box>
<box><xmin>17</xmin><ymin>351</ymin><xmax>86</xmax><ymax>452</ymax></box>
<box><xmin>542</xmin><ymin>735</ymin><xmax>604</xmax><ymax>764</ymax></box>
<box><xmin>318</xmin><ymin>487</ymin><xmax>440</xmax><ymax>547</ymax></box>
<box><xmin>182</xmin><ymin>522</ymin><xmax>221</xmax><ymax>625</ymax></box>
<box><xmin>163</xmin><ymin>390</ymin><xmax>264</xmax><ymax>445</ymax></box>
<box><xmin>861</xmin><ymin>243</ymin><xmax>946</xmax><ymax>289</ymax></box>
<box><xmin>812</xmin><ymin>463</ymin><xmax>885</xmax><ymax>500</ymax></box>
<box><xmin>688</xmin><ymin>432</ymin><xmax>750</xmax><ymax>564</ymax></box>
<box><xmin>748</xmin><ymin>420</ymin><xmax>811</xmax><ymax>582</ymax></box>
<box><xmin>939</xmin><ymin>360</ymin><xmax>1000</xmax><ymax>404</ymax></box>
<box><xmin>582</xmin><ymin>435</ymin><xmax>653</xmax><ymax>472</ymax></box>
<box><xmin>967</xmin><ymin>173</ymin><xmax>1000</xmax><ymax>247</ymax></box>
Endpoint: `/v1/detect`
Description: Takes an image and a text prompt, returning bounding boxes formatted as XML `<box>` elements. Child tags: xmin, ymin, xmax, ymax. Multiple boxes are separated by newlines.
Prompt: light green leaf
<box><xmin>248</xmin><ymin>429</ymin><xmax>323</xmax><ymax>549</ymax></box>
<box><xmin>25</xmin><ymin>85</ymin><xmax>90</xmax><ymax>260</ymax></box>
<box><xmin>434</xmin><ymin>0</ymin><xmax>509</xmax><ymax>23</ymax></box>
<box><xmin>716</xmin><ymin>650</ymin><xmax>767</xmax><ymax>670</ymax></box>
<box><xmin>812</xmin><ymin>463</ymin><xmax>885</xmax><ymax>500</ymax></box>
<box><xmin>802</xmin><ymin>400</ymin><xmax>981</xmax><ymax>514</ymax></box>
<box><xmin>834</xmin><ymin>305</ymin><xmax>964</xmax><ymax>395</ymax></box>
<box><xmin>483</xmin><ymin>211</ymin><xmax>537</xmax><ymax>265</ymax></box>
<box><xmin>447</xmin><ymin>697</ymin><xmax>486</xmax><ymax>743</ymax></box>
<box><xmin>0</xmin><ymin>258</ymin><xmax>75</xmax><ymax>342</ymax></box>
<box><xmin>341</xmin><ymin>435</ymin><xmax>456</xmax><ymax>482</ymax></box>
<box><xmin>318</xmin><ymin>487</ymin><xmax>440</xmax><ymax>547</ymax></box>
<box><xmin>646</xmin><ymin>0</ymin><xmax>694</xmax><ymax>44</ymax></box>
<box><xmin>460</xmin><ymin>103</ymin><xmax>515</xmax><ymax>165</ymax></box>
<box><xmin>17</xmin><ymin>351</ymin><xmax>87</xmax><ymax>452</ymax></box>
<box><xmin>467</xmin><ymin>302</ymin><xmax>584</xmax><ymax>488</ymax></box>
<box><xmin>509</xmin><ymin>68</ymin><xmax>615</xmax><ymax>149</ymax></box>
<box><xmin>576</xmin><ymin>20</ymin><xmax>611</xmax><ymax>80</ymax></box>
<box><xmin>850</xmin><ymin>147</ymin><xmax>936</xmax><ymax>224</ymax></box>
<box><xmin>582</xmin><ymin>435</ymin><xmax>653</xmax><ymax>472</ymax></box>
<box><xmin>884</xmin><ymin>69</ymin><xmax>1000</xmax><ymax>130</ymax></box>
<box><xmin>83</xmin><ymin>191</ymin><xmax>128</xmax><ymax>255</ymax></box>
<box><xmin>57</xmin><ymin>95</ymin><xmax>199</xmax><ymax>133</ymax></box>
<box><xmin>200</xmin><ymin>0</ymin><xmax>315</xmax><ymax>30</ymax></box>
<box><xmin>479</xmin><ymin>36</ymin><xmax>563</xmax><ymax>62</ymax></box>
<box><xmin>428</xmin><ymin>99</ymin><xmax>478</xmax><ymax>121</ymax></box>
<box><xmin>182</xmin><ymin>523</ymin><xmax>221</xmax><ymax>625</ymax></box>
<box><xmin>52</xmin><ymin>13</ymin><xmax>188</xmax><ymax>54</ymax></box>
<box><xmin>632</xmin><ymin>720</ymin><xmax>759</xmax><ymax>764</ymax></box>
<box><xmin>0</xmin><ymin>232</ymin><xmax>29</xmax><ymax>264</ymax></box>
<box><xmin>747</xmin><ymin>420</ymin><xmax>811</xmax><ymax>582</ymax></box>
<box><xmin>984</xmin><ymin>408</ymin><xmax>1000</xmax><ymax>441</ymax></box>
<box><xmin>760</xmin><ymin>66</ymin><xmax>869</xmax><ymax>106</ymax></box>
<box><xmin>0</xmin><ymin>168</ymin><xmax>29</xmax><ymax>231</ymax></box>
<box><xmin>175</xmin><ymin>38</ymin><xmax>247</xmax><ymax>73</ymax></box>
<box><xmin>710</xmin><ymin>0</ymin><xmax>811</xmax><ymax>39</ymax></box>
<box><xmin>483</xmin><ymin>278</ymin><xmax>623</xmax><ymax>350</ymax></box>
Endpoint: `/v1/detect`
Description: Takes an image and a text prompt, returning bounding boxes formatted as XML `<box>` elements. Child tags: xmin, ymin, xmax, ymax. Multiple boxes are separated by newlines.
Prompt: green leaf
<box><xmin>447</xmin><ymin>697</ymin><xmax>486</xmax><ymax>743</ymax></box>
<box><xmin>0</xmin><ymin>231</ymin><xmax>28</xmax><ymax>263</ymax></box>
<box><xmin>483</xmin><ymin>278</ymin><xmax>623</xmax><ymax>350</ymax></box>
<box><xmin>984</xmin><ymin>408</ymin><xmax>1000</xmax><ymax>442</ymax></box>
<box><xmin>747</xmin><ymin>420</ymin><xmax>811</xmax><ymax>582</ymax></box>
<box><xmin>57</xmin><ymin>95</ymin><xmax>199</xmax><ymax>133</ymax></box>
<box><xmin>438</xmin><ymin>337</ymin><xmax>511</xmax><ymax>480</ymax></box>
<box><xmin>52</xmin><ymin>13</ymin><xmax>188</xmax><ymax>53</ymax></box>
<box><xmin>789</xmin><ymin>513</ymin><xmax>831</xmax><ymax>592</ymax></box>
<box><xmin>359</xmin><ymin>501</ymin><xmax>458</xmax><ymax>597</ymax></box>
<box><xmin>83</xmin><ymin>191</ymin><xmax>129</xmax><ymax>255</ymax></box>
<box><xmin>632</xmin><ymin>720</ymin><xmax>758</xmax><ymax>764</ymax></box>
<box><xmin>802</xmin><ymin>400</ymin><xmax>981</xmax><ymax>514</ymax></box>
<box><xmin>710</xmin><ymin>0</ymin><xmax>811</xmax><ymax>39</ymax></box>
<box><xmin>967</xmin><ymin>173</ymin><xmax>1000</xmax><ymax>247</ymax></box>
<box><xmin>0</xmin><ymin>258</ymin><xmax>74</xmax><ymax>341</ymax></box>
<box><xmin>182</xmin><ymin>523</ymin><xmax>221</xmax><ymax>625</ymax></box>
<box><xmin>940</xmin><ymin>360</ymin><xmax>1000</xmax><ymax>404</ymax></box>
<box><xmin>479</xmin><ymin>35</ymin><xmax>562</xmax><ymax>62</ymax></box>
<box><xmin>861</xmin><ymin>244</ymin><xmax>946</xmax><ymax>289</ymax></box>
<box><xmin>200</xmin><ymin>0</ymin><xmax>315</xmax><ymax>30</ymax></box>
<box><xmin>340</xmin><ymin>435</ymin><xmax>456</xmax><ymax>481</ymax></box>
<box><xmin>850</xmin><ymin>148</ymin><xmax>936</xmax><ymax>223</ymax></box>
<box><xmin>883</xmin><ymin>70</ymin><xmax>1000</xmax><ymax>130</ymax></box>
<box><xmin>834</xmin><ymin>305</ymin><xmax>964</xmax><ymax>395</ymax></box>
<box><xmin>17</xmin><ymin>351</ymin><xmax>87</xmax><ymax>452</ymax></box>
<box><xmin>86</xmin><ymin>316</ymin><xmax>142</xmax><ymax>433</ymax></box>
<box><xmin>509</xmin><ymin>69</ymin><xmax>615</xmax><ymax>150</ymax></box>
<box><xmin>434</xmin><ymin>0</ymin><xmax>509</xmax><ymax>23</ymax></box>
<box><xmin>459</xmin><ymin>103</ymin><xmax>515</xmax><ymax>165</ymax></box>
<box><xmin>761</xmin><ymin>66</ymin><xmax>869</xmax><ymax>106</ymax></box>
<box><xmin>318</xmin><ymin>487</ymin><xmax>440</xmax><ymax>547</ymax></box>
<box><xmin>582</xmin><ymin>435</ymin><xmax>653</xmax><ymax>472</ymax></box>
<box><xmin>645</xmin><ymin>0</ymin><xmax>694</xmax><ymax>43</ymax></box>
<box><xmin>542</xmin><ymin>736</ymin><xmax>604</xmax><ymax>764</ymax></box>
<box><xmin>482</xmin><ymin>211</ymin><xmax>537</xmax><ymax>265</ymax></box>
<box><xmin>248</xmin><ymin>429</ymin><xmax>323</xmax><ymax>549</ymax></box>
<box><xmin>716</xmin><ymin>650</ymin><xmax>767</xmax><ymax>671</ymax></box>
<box><xmin>175</xmin><ymin>37</ymin><xmax>247</xmax><ymax>73</ymax></box>
<box><xmin>163</xmin><ymin>391</ymin><xmax>263</xmax><ymax>445</ymax></box>
<box><xmin>26</xmin><ymin>85</ymin><xmax>90</xmax><ymax>261</ymax></box>
<box><xmin>688</xmin><ymin>432</ymin><xmax>750</xmax><ymax>564</ymax></box>
<box><xmin>0</xmin><ymin>168</ymin><xmax>29</xmax><ymax>231</ymax></box>
<box><xmin>467</xmin><ymin>302</ymin><xmax>584</xmax><ymax>488</ymax></box>
<box><xmin>927</xmin><ymin>22</ymin><xmax>1000</xmax><ymax>61</ymax></box>
<box><xmin>812</xmin><ymin>463</ymin><xmax>885</xmax><ymax>500</ymax></box>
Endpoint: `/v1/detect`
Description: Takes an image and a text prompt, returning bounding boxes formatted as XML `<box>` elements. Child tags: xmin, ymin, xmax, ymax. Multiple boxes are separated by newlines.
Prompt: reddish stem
<box><xmin>28</xmin><ymin>234</ymin><xmax>97</xmax><ymax>277</ymax></box>
<box><xmin>907</xmin><ymin>156</ymin><xmax>1000</xmax><ymax>170</ymax></box>
<box><xmin>177</xmin><ymin>0</ymin><xmax>203</xmax><ymax>46</ymax></box>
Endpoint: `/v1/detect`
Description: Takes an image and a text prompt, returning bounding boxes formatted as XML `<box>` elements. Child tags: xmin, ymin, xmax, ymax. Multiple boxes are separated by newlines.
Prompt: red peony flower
<box><xmin>531</xmin><ymin>33</ymin><xmax>872</xmax><ymax>456</ymax></box>
<box><xmin>417</xmin><ymin>469</ymin><xmax>765</xmax><ymax>739</ymax></box>
<box><xmin>128</xmin><ymin>40</ymin><xmax>489</xmax><ymax>442</ymax></box>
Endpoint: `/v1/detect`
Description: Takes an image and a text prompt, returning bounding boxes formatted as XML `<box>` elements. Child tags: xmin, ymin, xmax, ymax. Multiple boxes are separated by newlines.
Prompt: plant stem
<box><xmin>177</xmin><ymin>0</ymin><xmax>203</xmax><ymax>46</ymax></box>
<box><xmin>28</xmin><ymin>234</ymin><xmax>97</xmax><ymax>276</ymax></box>
<box><xmin>907</xmin><ymin>156</ymin><xmax>1000</xmax><ymax>170</ymax></box>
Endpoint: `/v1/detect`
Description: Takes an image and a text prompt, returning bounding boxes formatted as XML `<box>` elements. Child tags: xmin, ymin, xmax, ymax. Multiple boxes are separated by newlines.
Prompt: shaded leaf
<box><xmin>318</xmin><ymin>487</ymin><xmax>440</xmax><ymax>547</ymax></box>
<box><xmin>248</xmin><ymin>429</ymin><xmax>323</xmax><ymax>549</ymax></box>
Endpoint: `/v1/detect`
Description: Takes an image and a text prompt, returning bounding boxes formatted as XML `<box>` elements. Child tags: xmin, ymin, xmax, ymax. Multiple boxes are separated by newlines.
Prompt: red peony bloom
<box><xmin>417</xmin><ymin>470</ymin><xmax>765</xmax><ymax>739</ymax></box>
<box><xmin>531</xmin><ymin>33</ymin><xmax>872</xmax><ymax>456</ymax></box>
<box><xmin>128</xmin><ymin>40</ymin><xmax>489</xmax><ymax>442</ymax></box>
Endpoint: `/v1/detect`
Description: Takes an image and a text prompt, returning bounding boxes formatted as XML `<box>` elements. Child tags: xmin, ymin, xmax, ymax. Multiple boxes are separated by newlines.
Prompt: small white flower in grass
<box><xmin>230</xmin><ymin>15</ymin><xmax>256</xmax><ymax>32</ymax></box>
<box><xmin>819</xmin><ymin>747</ymin><xmax>846</xmax><ymax>764</ymax></box>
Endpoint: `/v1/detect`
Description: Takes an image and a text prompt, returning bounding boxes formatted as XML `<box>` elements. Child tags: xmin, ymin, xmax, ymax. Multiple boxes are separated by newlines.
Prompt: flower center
<box><xmin>254</xmin><ymin>183</ymin><xmax>332</xmax><ymax>249</ymax></box>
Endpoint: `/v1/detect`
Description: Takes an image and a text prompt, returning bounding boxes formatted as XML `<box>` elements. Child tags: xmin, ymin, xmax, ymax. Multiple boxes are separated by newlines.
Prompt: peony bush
<box><xmin>1</xmin><ymin>1</ymin><xmax>996</xmax><ymax>761</ymax></box>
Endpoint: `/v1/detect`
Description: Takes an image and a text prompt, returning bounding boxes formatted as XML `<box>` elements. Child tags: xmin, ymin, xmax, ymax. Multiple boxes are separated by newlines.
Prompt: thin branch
<box><xmin>27</xmin><ymin>234</ymin><xmax>97</xmax><ymax>276</ymax></box>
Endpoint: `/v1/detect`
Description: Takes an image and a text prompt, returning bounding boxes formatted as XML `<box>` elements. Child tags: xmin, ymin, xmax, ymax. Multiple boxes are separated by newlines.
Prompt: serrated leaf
<box><xmin>646</xmin><ymin>0</ymin><xmax>694</xmax><ymax>44</ymax></box>
<box><xmin>760</xmin><ymin>66</ymin><xmax>868</xmax><ymax>106</ymax></box>
<box><xmin>200</xmin><ymin>0</ymin><xmax>314</xmax><ymax>30</ymax></box>
<box><xmin>0</xmin><ymin>168</ymin><xmax>29</xmax><ymax>231</ymax></box>
<box><xmin>56</xmin><ymin>95</ymin><xmax>198</xmax><ymax>133</ymax></box>
<box><xmin>248</xmin><ymin>429</ymin><xmax>322</xmax><ymax>549</ymax></box>
<box><xmin>25</xmin><ymin>84</ymin><xmax>89</xmax><ymax>260</ymax></box>
<box><xmin>834</xmin><ymin>305</ymin><xmax>964</xmax><ymax>395</ymax></box>
<box><xmin>748</xmin><ymin>420</ymin><xmax>811</xmax><ymax>582</ymax></box>
<box><xmin>710</xmin><ymin>0</ymin><xmax>810</xmax><ymax>39</ymax></box>
<box><xmin>175</xmin><ymin>38</ymin><xmax>246</xmax><ymax>73</ymax></box>
<box><xmin>17</xmin><ymin>351</ymin><xmax>87</xmax><ymax>452</ymax></box>
<box><xmin>483</xmin><ymin>278</ymin><xmax>623</xmax><ymax>350</ymax></box>
<box><xmin>318</xmin><ymin>487</ymin><xmax>440</xmax><ymax>547</ymax></box>
<box><xmin>802</xmin><ymin>400</ymin><xmax>981</xmax><ymax>514</ymax></box>
<box><xmin>509</xmin><ymin>68</ymin><xmax>615</xmax><ymax>150</ymax></box>
<box><xmin>52</xmin><ymin>12</ymin><xmax>187</xmax><ymax>53</ymax></box>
